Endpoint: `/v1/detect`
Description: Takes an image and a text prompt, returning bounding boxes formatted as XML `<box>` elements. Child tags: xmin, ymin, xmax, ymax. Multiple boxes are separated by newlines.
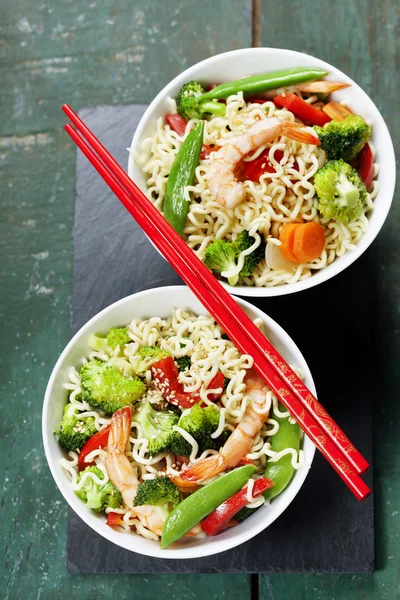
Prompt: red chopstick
<box><xmin>62</xmin><ymin>104</ymin><xmax>368</xmax><ymax>476</ymax></box>
<box><xmin>63</xmin><ymin>106</ymin><xmax>370</xmax><ymax>500</ymax></box>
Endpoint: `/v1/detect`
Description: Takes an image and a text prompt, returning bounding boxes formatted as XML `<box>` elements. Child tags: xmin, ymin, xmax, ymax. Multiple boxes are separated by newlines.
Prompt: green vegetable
<box><xmin>203</xmin><ymin>231</ymin><xmax>265</xmax><ymax>286</ymax></box>
<box><xmin>234</xmin><ymin>505</ymin><xmax>260</xmax><ymax>523</ymax></box>
<box><xmin>169</xmin><ymin>403</ymin><xmax>230</xmax><ymax>457</ymax></box>
<box><xmin>75</xmin><ymin>466</ymin><xmax>122</xmax><ymax>512</ymax></box>
<box><xmin>106</xmin><ymin>327</ymin><xmax>131</xmax><ymax>351</ymax></box>
<box><xmin>136</xmin><ymin>345</ymin><xmax>170</xmax><ymax>374</ymax></box>
<box><xmin>175</xmin><ymin>356</ymin><xmax>191</xmax><ymax>372</ymax></box>
<box><xmin>134</xmin><ymin>477</ymin><xmax>181</xmax><ymax>510</ymax></box>
<box><xmin>314</xmin><ymin>159</ymin><xmax>366</xmax><ymax>224</ymax></box>
<box><xmin>176</xmin><ymin>81</ymin><xmax>226</xmax><ymax>120</ymax></box>
<box><xmin>314</xmin><ymin>114</ymin><xmax>371</xmax><ymax>162</ymax></box>
<box><xmin>263</xmin><ymin>407</ymin><xmax>301</xmax><ymax>501</ymax></box>
<box><xmin>54</xmin><ymin>403</ymin><xmax>97</xmax><ymax>451</ymax></box>
<box><xmin>203</xmin><ymin>239</ymin><xmax>238</xmax><ymax>286</ymax></box>
<box><xmin>161</xmin><ymin>465</ymin><xmax>256</xmax><ymax>548</ymax></box>
<box><xmin>223</xmin><ymin>377</ymin><xmax>230</xmax><ymax>391</ymax></box>
<box><xmin>89</xmin><ymin>327</ymin><xmax>131</xmax><ymax>355</ymax></box>
<box><xmin>234</xmin><ymin>230</ymin><xmax>266</xmax><ymax>277</ymax></box>
<box><xmin>199</xmin><ymin>68</ymin><xmax>328</xmax><ymax>100</ymax></box>
<box><xmin>135</xmin><ymin>401</ymin><xmax>179</xmax><ymax>456</ymax></box>
<box><xmin>80</xmin><ymin>359</ymin><xmax>146</xmax><ymax>415</ymax></box>
<box><xmin>163</xmin><ymin>121</ymin><xmax>204</xmax><ymax>235</ymax></box>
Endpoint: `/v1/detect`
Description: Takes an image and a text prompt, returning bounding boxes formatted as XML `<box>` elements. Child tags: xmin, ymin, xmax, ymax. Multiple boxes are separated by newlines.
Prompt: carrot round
<box><xmin>279</xmin><ymin>223</ymin><xmax>300</xmax><ymax>262</ymax></box>
<box><xmin>292</xmin><ymin>222</ymin><xmax>325</xmax><ymax>263</ymax></box>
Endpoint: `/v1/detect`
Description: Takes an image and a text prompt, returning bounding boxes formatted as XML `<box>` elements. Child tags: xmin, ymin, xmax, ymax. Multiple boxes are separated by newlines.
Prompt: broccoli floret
<box><xmin>88</xmin><ymin>334</ymin><xmax>112</xmax><ymax>354</ymax></box>
<box><xmin>204</xmin><ymin>239</ymin><xmax>239</xmax><ymax>285</ymax></box>
<box><xmin>75</xmin><ymin>466</ymin><xmax>122</xmax><ymax>512</ymax></box>
<box><xmin>314</xmin><ymin>114</ymin><xmax>371</xmax><ymax>162</ymax></box>
<box><xmin>233</xmin><ymin>230</ymin><xmax>266</xmax><ymax>278</ymax></box>
<box><xmin>235</xmin><ymin>505</ymin><xmax>261</xmax><ymax>523</ymax></box>
<box><xmin>175</xmin><ymin>356</ymin><xmax>191</xmax><ymax>372</ymax></box>
<box><xmin>106</xmin><ymin>327</ymin><xmax>131</xmax><ymax>351</ymax></box>
<box><xmin>135</xmin><ymin>401</ymin><xmax>179</xmax><ymax>456</ymax></box>
<box><xmin>204</xmin><ymin>232</ymin><xmax>265</xmax><ymax>286</ymax></box>
<box><xmin>133</xmin><ymin>477</ymin><xmax>181</xmax><ymax>516</ymax></box>
<box><xmin>135</xmin><ymin>346</ymin><xmax>170</xmax><ymax>374</ymax></box>
<box><xmin>169</xmin><ymin>404</ymin><xmax>230</xmax><ymax>457</ymax></box>
<box><xmin>80</xmin><ymin>359</ymin><xmax>146</xmax><ymax>415</ymax></box>
<box><xmin>55</xmin><ymin>403</ymin><xmax>97</xmax><ymax>451</ymax></box>
<box><xmin>314</xmin><ymin>159</ymin><xmax>366</xmax><ymax>224</ymax></box>
<box><xmin>176</xmin><ymin>81</ymin><xmax>226</xmax><ymax>121</ymax></box>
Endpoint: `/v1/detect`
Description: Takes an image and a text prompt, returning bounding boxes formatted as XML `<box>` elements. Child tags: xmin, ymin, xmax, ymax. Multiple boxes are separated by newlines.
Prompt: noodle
<box><xmin>59</xmin><ymin>309</ymin><xmax>305</xmax><ymax>541</ymax></box>
<box><xmin>134</xmin><ymin>93</ymin><xmax>378</xmax><ymax>288</ymax></box>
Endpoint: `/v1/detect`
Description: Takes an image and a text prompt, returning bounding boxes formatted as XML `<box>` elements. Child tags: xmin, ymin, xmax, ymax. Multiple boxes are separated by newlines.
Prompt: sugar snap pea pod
<box><xmin>163</xmin><ymin>121</ymin><xmax>204</xmax><ymax>235</ymax></box>
<box><xmin>200</xmin><ymin>68</ymin><xmax>328</xmax><ymax>100</ymax></box>
<box><xmin>263</xmin><ymin>406</ymin><xmax>301</xmax><ymax>501</ymax></box>
<box><xmin>161</xmin><ymin>464</ymin><xmax>256</xmax><ymax>549</ymax></box>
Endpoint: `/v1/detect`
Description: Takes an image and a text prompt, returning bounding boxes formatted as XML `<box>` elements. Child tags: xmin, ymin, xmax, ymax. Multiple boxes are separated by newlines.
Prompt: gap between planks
<box><xmin>252</xmin><ymin>0</ymin><xmax>261</xmax><ymax>47</ymax></box>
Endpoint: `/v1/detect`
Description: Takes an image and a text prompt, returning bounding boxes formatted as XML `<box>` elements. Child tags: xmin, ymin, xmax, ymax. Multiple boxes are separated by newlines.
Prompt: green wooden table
<box><xmin>1</xmin><ymin>1</ymin><xmax>398</xmax><ymax>598</ymax></box>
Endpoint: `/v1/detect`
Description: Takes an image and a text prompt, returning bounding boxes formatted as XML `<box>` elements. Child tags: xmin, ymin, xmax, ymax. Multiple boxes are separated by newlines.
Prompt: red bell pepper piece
<box><xmin>355</xmin><ymin>143</ymin><xmax>374</xmax><ymax>189</ymax></box>
<box><xmin>241</xmin><ymin>149</ymin><xmax>299</xmax><ymax>182</ymax></box>
<box><xmin>201</xmin><ymin>477</ymin><xmax>274</xmax><ymax>536</ymax></box>
<box><xmin>165</xmin><ymin>113</ymin><xmax>187</xmax><ymax>136</ymax></box>
<box><xmin>151</xmin><ymin>356</ymin><xmax>224</xmax><ymax>409</ymax></box>
<box><xmin>106</xmin><ymin>512</ymin><xmax>124</xmax><ymax>528</ymax></box>
<box><xmin>274</xmin><ymin>93</ymin><xmax>331</xmax><ymax>127</ymax></box>
<box><xmin>78</xmin><ymin>426</ymin><xmax>111</xmax><ymax>472</ymax></box>
<box><xmin>200</xmin><ymin>145</ymin><xmax>218</xmax><ymax>160</ymax></box>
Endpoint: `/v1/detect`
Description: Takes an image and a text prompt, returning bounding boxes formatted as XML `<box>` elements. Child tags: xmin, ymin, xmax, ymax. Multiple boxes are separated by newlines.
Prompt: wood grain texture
<box><xmin>0</xmin><ymin>0</ymin><xmax>252</xmax><ymax>598</ymax></box>
<box><xmin>259</xmin><ymin>0</ymin><xmax>399</xmax><ymax>596</ymax></box>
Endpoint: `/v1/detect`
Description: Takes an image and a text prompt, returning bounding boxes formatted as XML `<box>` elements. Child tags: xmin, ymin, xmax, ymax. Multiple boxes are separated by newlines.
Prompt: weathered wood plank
<box><xmin>259</xmin><ymin>0</ymin><xmax>399</xmax><ymax>597</ymax></box>
<box><xmin>0</xmin><ymin>0</ymin><xmax>252</xmax><ymax>597</ymax></box>
<box><xmin>0</xmin><ymin>0</ymin><xmax>251</xmax><ymax>135</ymax></box>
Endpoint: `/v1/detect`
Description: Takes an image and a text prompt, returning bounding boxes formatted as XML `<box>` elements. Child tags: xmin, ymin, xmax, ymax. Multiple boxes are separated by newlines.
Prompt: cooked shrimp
<box><xmin>172</xmin><ymin>369</ymin><xmax>270</xmax><ymax>487</ymax></box>
<box><xmin>207</xmin><ymin>117</ymin><xmax>320</xmax><ymax>209</ymax></box>
<box><xmin>105</xmin><ymin>406</ymin><xmax>166</xmax><ymax>536</ymax></box>
<box><xmin>105</xmin><ymin>406</ymin><xmax>202</xmax><ymax>538</ymax></box>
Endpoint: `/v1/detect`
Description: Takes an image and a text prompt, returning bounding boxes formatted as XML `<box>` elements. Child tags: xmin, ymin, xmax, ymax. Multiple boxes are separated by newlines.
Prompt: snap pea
<box><xmin>200</xmin><ymin>67</ymin><xmax>328</xmax><ymax>100</ymax></box>
<box><xmin>163</xmin><ymin>121</ymin><xmax>204</xmax><ymax>235</ymax></box>
<box><xmin>263</xmin><ymin>405</ymin><xmax>301</xmax><ymax>501</ymax></box>
<box><xmin>161</xmin><ymin>464</ymin><xmax>256</xmax><ymax>549</ymax></box>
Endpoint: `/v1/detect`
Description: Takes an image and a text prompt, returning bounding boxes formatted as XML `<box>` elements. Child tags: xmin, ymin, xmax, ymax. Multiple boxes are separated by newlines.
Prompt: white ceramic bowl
<box><xmin>43</xmin><ymin>286</ymin><xmax>316</xmax><ymax>559</ymax></box>
<box><xmin>128</xmin><ymin>47</ymin><xmax>396</xmax><ymax>297</ymax></box>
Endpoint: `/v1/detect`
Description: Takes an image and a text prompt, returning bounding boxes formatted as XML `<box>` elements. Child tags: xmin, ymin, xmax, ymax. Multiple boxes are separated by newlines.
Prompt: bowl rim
<box><xmin>128</xmin><ymin>46</ymin><xmax>396</xmax><ymax>298</ymax></box>
<box><xmin>42</xmin><ymin>285</ymin><xmax>316</xmax><ymax>559</ymax></box>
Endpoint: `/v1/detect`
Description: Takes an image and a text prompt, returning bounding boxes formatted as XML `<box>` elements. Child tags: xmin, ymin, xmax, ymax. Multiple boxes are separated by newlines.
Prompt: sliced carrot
<box><xmin>292</xmin><ymin>222</ymin><xmax>325</xmax><ymax>263</ymax></box>
<box><xmin>322</xmin><ymin>101</ymin><xmax>352</xmax><ymax>121</ymax></box>
<box><xmin>279</xmin><ymin>223</ymin><xmax>301</xmax><ymax>262</ymax></box>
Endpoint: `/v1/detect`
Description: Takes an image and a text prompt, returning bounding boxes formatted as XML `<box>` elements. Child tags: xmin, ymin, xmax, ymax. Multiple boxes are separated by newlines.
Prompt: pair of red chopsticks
<box><xmin>62</xmin><ymin>104</ymin><xmax>371</xmax><ymax>500</ymax></box>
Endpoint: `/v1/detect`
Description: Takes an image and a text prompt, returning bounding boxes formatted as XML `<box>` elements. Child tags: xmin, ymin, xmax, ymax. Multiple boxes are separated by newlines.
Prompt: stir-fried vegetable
<box><xmin>176</xmin><ymin>81</ymin><xmax>226</xmax><ymax>120</ymax></box>
<box><xmin>322</xmin><ymin>101</ymin><xmax>353</xmax><ymax>121</ymax></box>
<box><xmin>314</xmin><ymin>114</ymin><xmax>371</xmax><ymax>161</ymax></box>
<box><xmin>163</xmin><ymin>121</ymin><xmax>204</xmax><ymax>235</ymax></box>
<box><xmin>264</xmin><ymin>409</ymin><xmax>301</xmax><ymax>501</ymax></box>
<box><xmin>150</xmin><ymin>355</ymin><xmax>224</xmax><ymax>409</ymax></box>
<box><xmin>135</xmin><ymin>401</ymin><xmax>179</xmax><ymax>456</ymax></box>
<box><xmin>201</xmin><ymin>477</ymin><xmax>274</xmax><ymax>535</ymax></box>
<box><xmin>274</xmin><ymin>93</ymin><xmax>331</xmax><ymax>127</ymax></box>
<box><xmin>198</xmin><ymin>68</ymin><xmax>328</xmax><ymax>100</ymax></box>
<box><xmin>55</xmin><ymin>403</ymin><xmax>97</xmax><ymax>452</ymax></box>
<box><xmin>355</xmin><ymin>143</ymin><xmax>374</xmax><ymax>189</ymax></box>
<box><xmin>77</xmin><ymin>426</ymin><xmax>111</xmax><ymax>471</ymax></box>
<box><xmin>80</xmin><ymin>359</ymin><xmax>146</xmax><ymax>415</ymax></box>
<box><xmin>314</xmin><ymin>159</ymin><xmax>366</xmax><ymax>223</ymax></box>
<box><xmin>279</xmin><ymin>222</ymin><xmax>325</xmax><ymax>264</ymax></box>
<box><xmin>75</xmin><ymin>466</ymin><xmax>122</xmax><ymax>512</ymax></box>
<box><xmin>165</xmin><ymin>113</ymin><xmax>187</xmax><ymax>136</ymax></box>
<box><xmin>161</xmin><ymin>465</ymin><xmax>256</xmax><ymax>548</ymax></box>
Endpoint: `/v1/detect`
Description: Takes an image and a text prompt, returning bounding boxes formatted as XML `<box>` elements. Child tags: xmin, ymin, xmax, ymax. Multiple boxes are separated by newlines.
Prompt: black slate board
<box><xmin>67</xmin><ymin>104</ymin><xmax>374</xmax><ymax>573</ymax></box>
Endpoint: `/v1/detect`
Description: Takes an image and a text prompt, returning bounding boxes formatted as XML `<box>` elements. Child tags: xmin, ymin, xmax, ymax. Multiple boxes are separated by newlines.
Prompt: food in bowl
<box><xmin>133</xmin><ymin>67</ymin><xmax>379</xmax><ymax>289</ymax></box>
<box><xmin>56</xmin><ymin>308</ymin><xmax>305</xmax><ymax>548</ymax></box>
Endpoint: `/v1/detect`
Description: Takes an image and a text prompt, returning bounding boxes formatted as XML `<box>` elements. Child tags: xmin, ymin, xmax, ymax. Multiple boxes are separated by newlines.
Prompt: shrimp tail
<box><xmin>281</xmin><ymin>122</ymin><xmax>320</xmax><ymax>146</ymax></box>
<box><xmin>108</xmin><ymin>406</ymin><xmax>132</xmax><ymax>453</ymax></box>
<box><xmin>173</xmin><ymin>454</ymin><xmax>225</xmax><ymax>485</ymax></box>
